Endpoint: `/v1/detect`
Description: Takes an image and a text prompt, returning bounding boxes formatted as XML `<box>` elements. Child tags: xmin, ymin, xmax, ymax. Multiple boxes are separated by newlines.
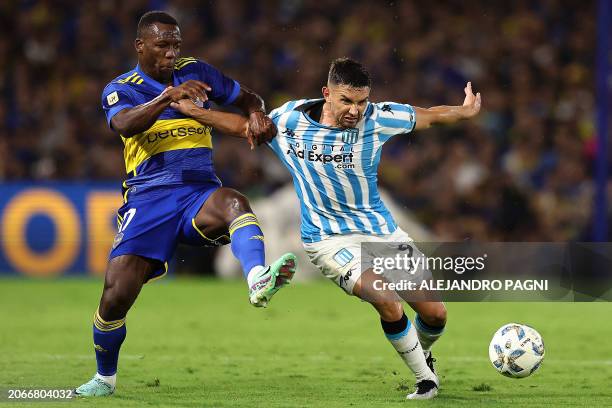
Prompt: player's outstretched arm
<box><xmin>170</xmin><ymin>99</ymin><xmax>249</xmax><ymax>138</ymax></box>
<box><xmin>111</xmin><ymin>80</ymin><xmax>211</xmax><ymax>137</ymax></box>
<box><xmin>413</xmin><ymin>82</ymin><xmax>481</xmax><ymax>130</ymax></box>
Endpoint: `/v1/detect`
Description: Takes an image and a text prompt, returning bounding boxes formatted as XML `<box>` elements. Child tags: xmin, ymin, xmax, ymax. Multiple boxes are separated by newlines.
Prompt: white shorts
<box><xmin>303</xmin><ymin>227</ymin><xmax>415</xmax><ymax>295</ymax></box>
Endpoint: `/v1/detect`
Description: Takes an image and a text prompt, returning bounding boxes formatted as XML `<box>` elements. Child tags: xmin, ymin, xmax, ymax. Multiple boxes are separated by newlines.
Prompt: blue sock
<box><xmin>229</xmin><ymin>213</ymin><xmax>265</xmax><ymax>278</ymax></box>
<box><xmin>93</xmin><ymin>309</ymin><xmax>126</xmax><ymax>376</ymax></box>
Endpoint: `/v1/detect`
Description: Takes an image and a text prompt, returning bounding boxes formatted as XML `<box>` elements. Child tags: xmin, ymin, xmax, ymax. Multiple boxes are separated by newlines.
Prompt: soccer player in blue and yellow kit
<box><xmin>75</xmin><ymin>11</ymin><xmax>296</xmax><ymax>397</ymax></box>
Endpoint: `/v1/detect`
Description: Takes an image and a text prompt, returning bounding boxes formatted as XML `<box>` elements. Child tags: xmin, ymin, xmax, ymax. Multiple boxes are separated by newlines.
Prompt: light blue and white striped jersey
<box><xmin>267</xmin><ymin>98</ymin><xmax>417</xmax><ymax>243</ymax></box>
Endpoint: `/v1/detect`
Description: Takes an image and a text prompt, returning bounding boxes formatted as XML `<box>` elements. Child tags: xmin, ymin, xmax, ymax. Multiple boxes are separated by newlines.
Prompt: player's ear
<box><xmin>322</xmin><ymin>86</ymin><xmax>330</xmax><ymax>101</ymax></box>
<box><xmin>134</xmin><ymin>39</ymin><xmax>144</xmax><ymax>54</ymax></box>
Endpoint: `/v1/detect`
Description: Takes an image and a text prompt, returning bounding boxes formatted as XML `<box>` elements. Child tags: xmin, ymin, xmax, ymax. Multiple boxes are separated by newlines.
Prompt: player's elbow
<box><xmin>234</xmin><ymin>87</ymin><xmax>264</xmax><ymax>113</ymax></box>
<box><xmin>111</xmin><ymin>117</ymin><xmax>138</xmax><ymax>138</ymax></box>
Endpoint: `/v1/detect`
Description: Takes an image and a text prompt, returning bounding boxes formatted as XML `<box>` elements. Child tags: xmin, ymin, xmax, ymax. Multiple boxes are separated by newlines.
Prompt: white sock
<box><xmin>95</xmin><ymin>373</ymin><xmax>116</xmax><ymax>388</ymax></box>
<box><xmin>384</xmin><ymin>319</ymin><xmax>436</xmax><ymax>383</ymax></box>
<box><xmin>247</xmin><ymin>265</ymin><xmax>266</xmax><ymax>288</ymax></box>
<box><xmin>415</xmin><ymin>314</ymin><xmax>445</xmax><ymax>355</ymax></box>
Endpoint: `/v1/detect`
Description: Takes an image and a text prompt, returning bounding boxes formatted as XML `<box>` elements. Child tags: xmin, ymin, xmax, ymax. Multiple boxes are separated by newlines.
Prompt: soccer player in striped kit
<box><xmin>265</xmin><ymin>58</ymin><xmax>481</xmax><ymax>399</ymax></box>
<box><xmin>172</xmin><ymin>57</ymin><xmax>481</xmax><ymax>400</ymax></box>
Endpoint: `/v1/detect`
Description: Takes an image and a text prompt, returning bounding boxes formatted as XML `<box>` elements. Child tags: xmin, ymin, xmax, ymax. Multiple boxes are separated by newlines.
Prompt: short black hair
<box><xmin>137</xmin><ymin>11</ymin><xmax>178</xmax><ymax>38</ymax></box>
<box><xmin>327</xmin><ymin>58</ymin><xmax>371</xmax><ymax>88</ymax></box>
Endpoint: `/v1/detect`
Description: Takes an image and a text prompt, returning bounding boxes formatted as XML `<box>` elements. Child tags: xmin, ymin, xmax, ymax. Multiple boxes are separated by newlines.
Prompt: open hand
<box><xmin>462</xmin><ymin>82</ymin><xmax>482</xmax><ymax>118</ymax></box>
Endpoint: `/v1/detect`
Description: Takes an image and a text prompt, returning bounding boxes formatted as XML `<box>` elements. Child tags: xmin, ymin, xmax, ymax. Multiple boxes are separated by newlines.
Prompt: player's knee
<box><xmin>224</xmin><ymin>191</ymin><xmax>253</xmax><ymax>221</ymax></box>
<box><xmin>375</xmin><ymin>301</ymin><xmax>404</xmax><ymax>322</ymax></box>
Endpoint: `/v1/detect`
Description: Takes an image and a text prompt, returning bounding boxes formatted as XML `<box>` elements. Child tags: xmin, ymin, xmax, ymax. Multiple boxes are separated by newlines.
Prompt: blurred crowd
<box><xmin>0</xmin><ymin>0</ymin><xmax>607</xmax><ymax>241</ymax></box>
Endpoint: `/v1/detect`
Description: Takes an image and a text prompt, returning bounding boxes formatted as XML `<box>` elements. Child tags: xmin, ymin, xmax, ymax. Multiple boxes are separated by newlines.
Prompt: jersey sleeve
<box><xmin>374</xmin><ymin>102</ymin><xmax>417</xmax><ymax>142</ymax></box>
<box><xmin>195</xmin><ymin>60</ymin><xmax>241</xmax><ymax>106</ymax></box>
<box><xmin>266</xmin><ymin>106</ymin><xmax>285</xmax><ymax>153</ymax></box>
<box><xmin>101</xmin><ymin>83</ymin><xmax>135</xmax><ymax>128</ymax></box>
<box><xmin>266</xmin><ymin>99</ymin><xmax>307</xmax><ymax>151</ymax></box>
<box><xmin>268</xmin><ymin>99</ymin><xmax>309</xmax><ymax>121</ymax></box>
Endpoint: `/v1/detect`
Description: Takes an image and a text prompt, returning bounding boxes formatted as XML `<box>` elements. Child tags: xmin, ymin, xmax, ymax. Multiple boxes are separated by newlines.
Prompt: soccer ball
<box><xmin>488</xmin><ymin>323</ymin><xmax>545</xmax><ymax>378</ymax></box>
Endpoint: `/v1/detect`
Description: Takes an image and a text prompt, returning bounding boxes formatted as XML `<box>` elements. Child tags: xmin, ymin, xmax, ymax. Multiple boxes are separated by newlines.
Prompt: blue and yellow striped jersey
<box><xmin>101</xmin><ymin>57</ymin><xmax>241</xmax><ymax>187</ymax></box>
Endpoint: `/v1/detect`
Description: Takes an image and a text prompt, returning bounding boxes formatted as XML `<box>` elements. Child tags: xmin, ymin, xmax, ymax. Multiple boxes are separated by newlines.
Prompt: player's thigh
<box><xmin>304</xmin><ymin>239</ymin><xmax>363</xmax><ymax>294</ymax></box>
<box><xmin>371</xmin><ymin>228</ymin><xmax>437</xmax><ymax>304</ymax></box>
<box><xmin>104</xmin><ymin>254</ymin><xmax>160</xmax><ymax>288</ymax></box>
<box><xmin>111</xmin><ymin>186</ymin><xmax>182</xmax><ymax>281</ymax></box>
<box><xmin>304</xmin><ymin>235</ymin><xmax>399</xmax><ymax>297</ymax></box>
<box><xmin>193</xmin><ymin>187</ymin><xmax>253</xmax><ymax>234</ymax></box>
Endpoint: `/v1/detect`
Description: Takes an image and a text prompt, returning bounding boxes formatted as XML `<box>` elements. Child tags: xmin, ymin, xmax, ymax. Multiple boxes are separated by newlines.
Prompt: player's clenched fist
<box><xmin>246</xmin><ymin>111</ymin><xmax>277</xmax><ymax>148</ymax></box>
<box><xmin>163</xmin><ymin>80</ymin><xmax>211</xmax><ymax>104</ymax></box>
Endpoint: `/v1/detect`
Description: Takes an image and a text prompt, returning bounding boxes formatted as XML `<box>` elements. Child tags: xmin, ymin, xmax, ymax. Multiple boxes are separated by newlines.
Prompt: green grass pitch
<box><xmin>0</xmin><ymin>278</ymin><xmax>611</xmax><ymax>407</ymax></box>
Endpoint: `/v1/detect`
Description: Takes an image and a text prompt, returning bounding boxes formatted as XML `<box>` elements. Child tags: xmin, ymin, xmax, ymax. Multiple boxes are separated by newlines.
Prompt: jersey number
<box><xmin>119</xmin><ymin>208</ymin><xmax>137</xmax><ymax>232</ymax></box>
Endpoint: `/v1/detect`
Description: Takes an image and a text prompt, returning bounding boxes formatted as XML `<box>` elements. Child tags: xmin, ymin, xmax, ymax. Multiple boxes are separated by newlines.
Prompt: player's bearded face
<box><xmin>136</xmin><ymin>23</ymin><xmax>182</xmax><ymax>82</ymax></box>
<box><xmin>325</xmin><ymin>84</ymin><xmax>370</xmax><ymax>128</ymax></box>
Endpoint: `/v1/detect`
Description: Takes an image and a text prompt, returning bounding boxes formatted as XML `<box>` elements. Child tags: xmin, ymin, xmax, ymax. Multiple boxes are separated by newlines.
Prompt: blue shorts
<box><xmin>109</xmin><ymin>181</ymin><xmax>228</xmax><ymax>282</ymax></box>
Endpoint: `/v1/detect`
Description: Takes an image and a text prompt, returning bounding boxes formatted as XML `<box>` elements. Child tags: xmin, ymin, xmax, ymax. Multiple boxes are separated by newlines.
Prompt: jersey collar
<box><xmin>135</xmin><ymin>64</ymin><xmax>179</xmax><ymax>93</ymax></box>
<box><xmin>297</xmin><ymin>99</ymin><xmax>372</xmax><ymax>130</ymax></box>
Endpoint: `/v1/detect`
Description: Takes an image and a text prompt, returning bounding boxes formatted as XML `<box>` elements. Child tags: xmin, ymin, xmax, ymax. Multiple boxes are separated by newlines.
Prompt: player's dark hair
<box><xmin>137</xmin><ymin>11</ymin><xmax>178</xmax><ymax>38</ymax></box>
<box><xmin>327</xmin><ymin>58</ymin><xmax>371</xmax><ymax>88</ymax></box>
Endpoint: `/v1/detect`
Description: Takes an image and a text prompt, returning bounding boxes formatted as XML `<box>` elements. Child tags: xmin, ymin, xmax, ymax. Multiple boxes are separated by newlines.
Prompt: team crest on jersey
<box><xmin>342</xmin><ymin>128</ymin><xmax>359</xmax><ymax>144</ymax></box>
